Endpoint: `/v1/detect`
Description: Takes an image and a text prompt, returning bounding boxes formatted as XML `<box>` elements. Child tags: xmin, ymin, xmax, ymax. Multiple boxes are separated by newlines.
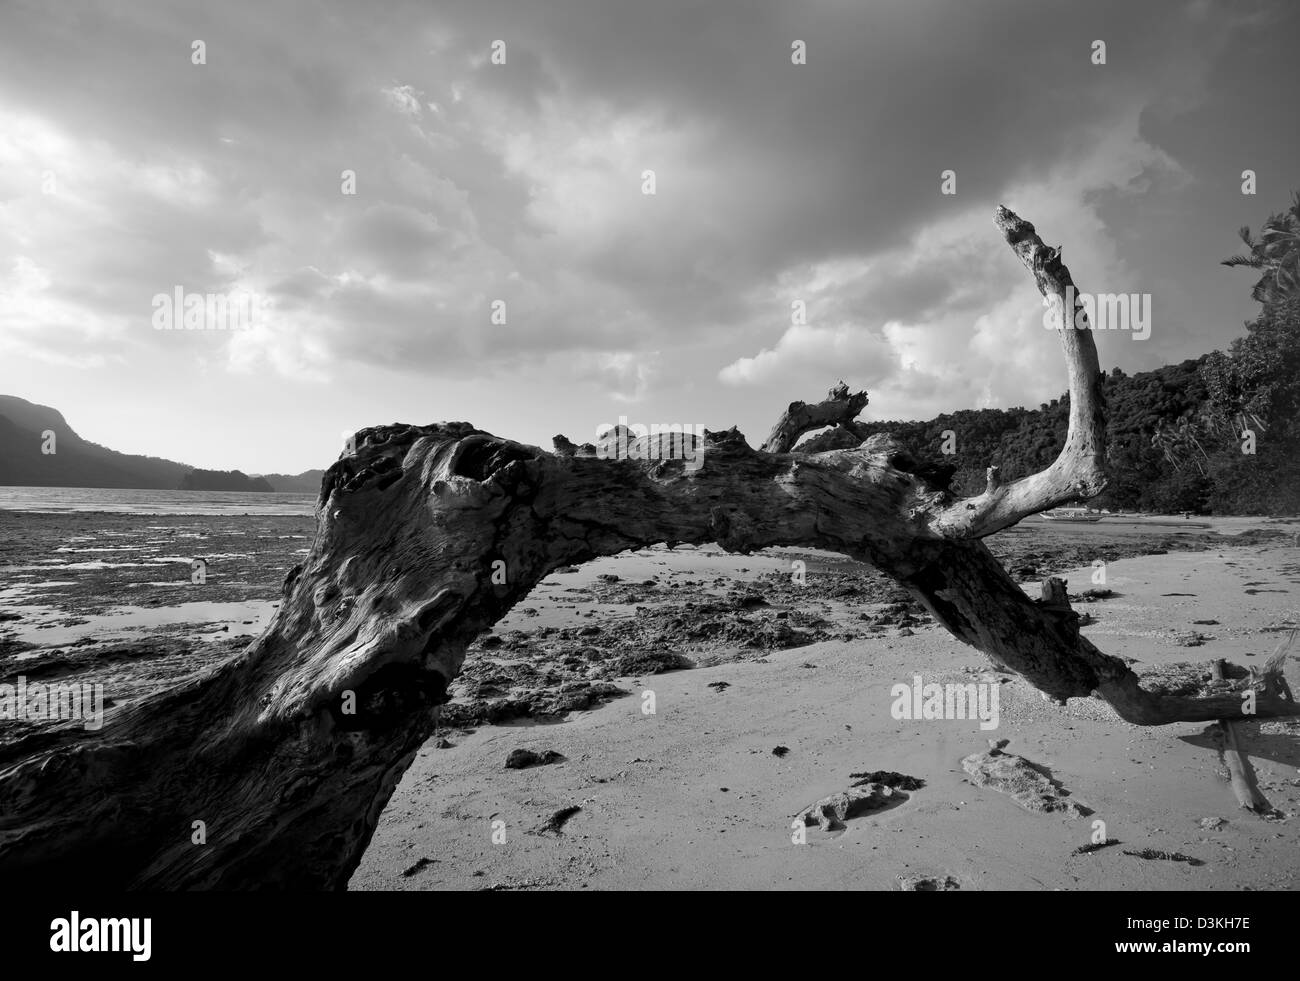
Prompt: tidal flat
<box><xmin>2</xmin><ymin>508</ymin><xmax>1292</xmax><ymax>749</ymax></box>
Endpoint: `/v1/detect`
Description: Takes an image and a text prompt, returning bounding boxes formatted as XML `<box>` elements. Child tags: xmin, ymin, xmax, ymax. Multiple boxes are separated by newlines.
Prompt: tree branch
<box><xmin>762</xmin><ymin>381</ymin><xmax>868</xmax><ymax>454</ymax></box>
<box><xmin>930</xmin><ymin>206</ymin><xmax>1108</xmax><ymax>537</ymax></box>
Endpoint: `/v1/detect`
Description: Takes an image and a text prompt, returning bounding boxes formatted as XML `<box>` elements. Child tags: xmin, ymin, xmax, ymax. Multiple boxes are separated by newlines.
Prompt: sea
<box><xmin>0</xmin><ymin>486</ymin><xmax>317</xmax><ymax>516</ymax></box>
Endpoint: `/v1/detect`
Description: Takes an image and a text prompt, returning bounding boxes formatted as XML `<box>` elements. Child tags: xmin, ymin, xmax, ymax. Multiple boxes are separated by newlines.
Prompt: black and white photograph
<box><xmin>0</xmin><ymin>0</ymin><xmax>1296</xmax><ymax>959</ymax></box>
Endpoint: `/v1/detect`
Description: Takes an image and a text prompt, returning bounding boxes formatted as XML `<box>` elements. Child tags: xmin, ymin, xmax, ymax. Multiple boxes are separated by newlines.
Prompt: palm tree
<box><xmin>1222</xmin><ymin>191</ymin><xmax>1300</xmax><ymax>306</ymax></box>
<box><xmin>1151</xmin><ymin>418</ymin><xmax>1211</xmax><ymax>476</ymax></box>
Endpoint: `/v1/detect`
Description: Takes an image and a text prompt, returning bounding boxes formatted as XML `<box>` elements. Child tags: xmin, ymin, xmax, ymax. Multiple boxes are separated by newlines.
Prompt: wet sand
<box><xmin>0</xmin><ymin>510</ymin><xmax>312</xmax><ymax>724</ymax></box>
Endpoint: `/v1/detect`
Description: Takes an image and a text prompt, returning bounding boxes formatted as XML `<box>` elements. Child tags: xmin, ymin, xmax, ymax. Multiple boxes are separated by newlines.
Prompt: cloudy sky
<box><xmin>0</xmin><ymin>0</ymin><xmax>1294</xmax><ymax>475</ymax></box>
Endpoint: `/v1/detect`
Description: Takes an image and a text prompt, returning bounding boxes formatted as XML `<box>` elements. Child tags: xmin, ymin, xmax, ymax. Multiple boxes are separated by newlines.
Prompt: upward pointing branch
<box><xmin>931</xmin><ymin>206</ymin><xmax>1108</xmax><ymax>538</ymax></box>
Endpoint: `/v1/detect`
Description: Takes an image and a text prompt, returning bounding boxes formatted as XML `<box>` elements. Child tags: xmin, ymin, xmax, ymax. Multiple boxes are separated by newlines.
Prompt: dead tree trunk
<box><xmin>0</xmin><ymin>207</ymin><xmax>1293</xmax><ymax>890</ymax></box>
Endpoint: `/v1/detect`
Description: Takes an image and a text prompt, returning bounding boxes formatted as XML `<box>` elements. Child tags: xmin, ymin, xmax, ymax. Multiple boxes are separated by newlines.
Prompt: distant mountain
<box><xmin>0</xmin><ymin>395</ymin><xmax>193</xmax><ymax>489</ymax></box>
<box><xmin>258</xmin><ymin>470</ymin><xmax>326</xmax><ymax>493</ymax></box>
<box><xmin>0</xmin><ymin>395</ymin><xmax>319</xmax><ymax>493</ymax></box>
<box><xmin>178</xmin><ymin>468</ymin><xmax>275</xmax><ymax>492</ymax></box>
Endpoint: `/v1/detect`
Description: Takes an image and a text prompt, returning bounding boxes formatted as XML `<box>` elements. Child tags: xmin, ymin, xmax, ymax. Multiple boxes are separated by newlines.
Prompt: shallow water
<box><xmin>0</xmin><ymin>485</ymin><xmax>316</xmax><ymax>516</ymax></box>
<box><xmin>4</xmin><ymin>598</ymin><xmax>278</xmax><ymax>647</ymax></box>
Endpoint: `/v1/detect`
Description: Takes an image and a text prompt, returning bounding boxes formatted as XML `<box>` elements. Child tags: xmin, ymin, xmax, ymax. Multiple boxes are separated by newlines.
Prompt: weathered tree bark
<box><xmin>1210</xmin><ymin>654</ymin><xmax>1279</xmax><ymax>813</ymax></box>
<box><xmin>762</xmin><ymin>381</ymin><xmax>869</xmax><ymax>454</ymax></box>
<box><xmin>0</xmin><ymin>207</ymin><xmax>1294</xmax><ymax>890</ymax></box>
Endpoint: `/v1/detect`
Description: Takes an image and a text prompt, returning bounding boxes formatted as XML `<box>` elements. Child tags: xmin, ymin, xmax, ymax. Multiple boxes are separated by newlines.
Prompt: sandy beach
<box><xmin>2</xmin><ymin>503</ymin><xmax>1297</xmax><ymax>891</ymax></box>
<box><xmin>352</xmin><ymin>520</ymin><xmax>1300</xmax><ymax>891</ymax></box>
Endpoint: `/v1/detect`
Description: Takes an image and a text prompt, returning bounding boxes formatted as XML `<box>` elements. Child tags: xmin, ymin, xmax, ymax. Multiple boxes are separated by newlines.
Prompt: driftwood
<box><xmin>1209</xmin><ymin>648</ymin><xmax>1291</xmax><ymax>814</ymax></box>
<box><xmin>762</xmin><ymin>382</ymin><xmax>869</xmax><ymax>454</ymax></box>
<box><xmin>0</xmin><ymin>207</ymin><xmax>1295</xmax><ymax>890</ymax></box>
<box><xmin>1215</xmin><ymin>718</ymin><xmax>1269</xmax><ymax>813</ymax></box>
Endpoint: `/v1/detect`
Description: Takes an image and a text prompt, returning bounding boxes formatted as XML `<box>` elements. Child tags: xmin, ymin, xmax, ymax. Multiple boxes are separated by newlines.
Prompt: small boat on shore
<box><xmin>1041</xmin><ymin>507</ymin><xmax>1104</xmax><ymax>522</ymax></box>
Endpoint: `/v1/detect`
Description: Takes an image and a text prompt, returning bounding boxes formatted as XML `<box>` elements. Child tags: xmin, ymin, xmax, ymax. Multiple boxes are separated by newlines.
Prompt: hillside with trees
<box><xmin>802</xmin><ymin>194</ymin><xmax>1300</xmax><ymax>515</ymax></box>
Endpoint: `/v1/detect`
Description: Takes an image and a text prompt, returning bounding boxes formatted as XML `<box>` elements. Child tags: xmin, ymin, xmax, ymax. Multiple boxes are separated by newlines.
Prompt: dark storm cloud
<box><xmin>1</xmin><ymin>0</ymin><xmax>1295</xmax><ymax>435</ymax></box>
<box><xmin>428</xmin><ymin>0</ymin><xmax>1218</xmax><ymax>267</ymax></box>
